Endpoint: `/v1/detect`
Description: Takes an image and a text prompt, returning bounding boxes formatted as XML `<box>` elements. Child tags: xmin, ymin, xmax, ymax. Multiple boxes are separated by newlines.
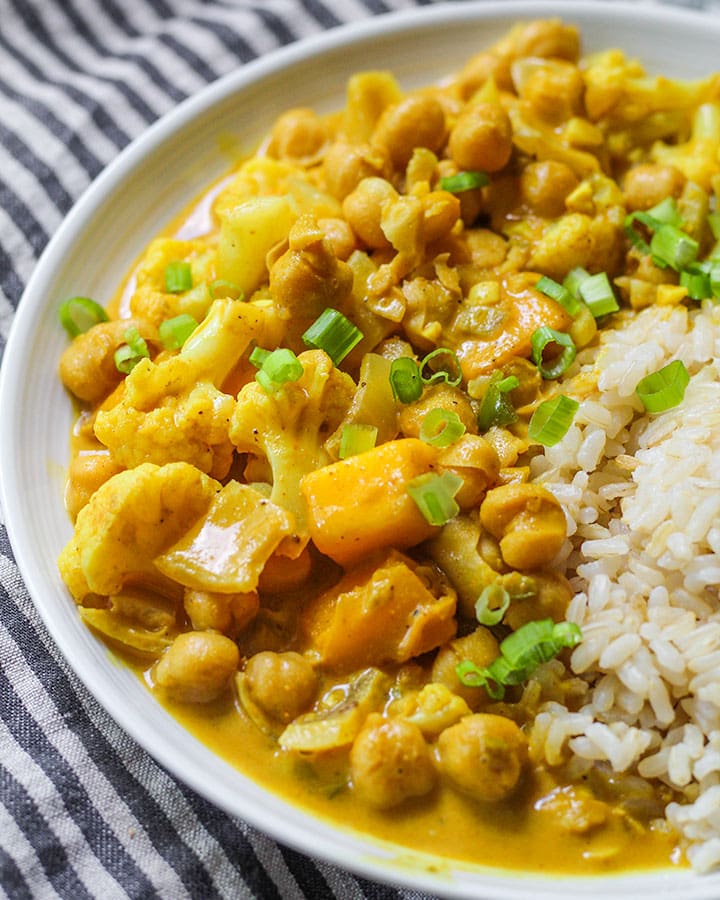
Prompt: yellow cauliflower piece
<box><xmin>58</xmin><ymin>462</ymin><xmax>218</xmax><ymax>601</ymax></box>
<box><xmin>230</xmin><ymin>349</ymin><xmax>355</xmax><ymax>555</ymax></box>
<box><xmin>94</xmin><ymin>298</ymin><xmax>283</xmax><ymax>478</ymax></box>
<box><xmin>128</xmin><ymin>237</ymin><xmax>217</xmax><ymax>327</ymax></box>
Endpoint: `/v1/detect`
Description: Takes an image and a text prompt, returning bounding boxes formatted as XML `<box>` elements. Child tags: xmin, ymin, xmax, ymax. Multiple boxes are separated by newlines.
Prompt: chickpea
<box><xmin>65</xmin><ymin>449</ymin><xmax>123</xmax><ymax>520</ymax></box>
<box><xmin>623</xmin><ymin>163</ymin><xmax>686</xmax><ymax>211</ymax></box>
<box><xmin>431</xmin><ymin>627</ymin><xmax>499</xmax><ymax>710</ymax></box>
<box><xmin>520</xmin><ymin>160</ymin><xmax>579</xmax><ymax>218</ymax></box>
<box><xmin>437</xmin><ymin>434</ymin><xmax>501</xmax><ymax>509</ymax></box>
<box><xmin>480</xmin><ymin>483</ymin><xmax>566</xmax><ymax>570</ymax></box>
<box><xmin>155</xmin><ymin>631</ymin><xmax>239</xmax><ymax>703</ymax></box>
<box><xmin>267</xmin><ymin>107</ymin><xmax>329</xmax><ymax>165</ymax></box>
<box><xmin>513</xmin><ymin>19</ymin><xmax>580</xmax><ymax>62</ymax></box>
<box><xmin>372</xmin><ymin>94</ymin><xmax>446</xmax><ymax>170</ymax></box>
<box><xmin>350</xmin><ymin>714</ymin><xmax>436</xmax><ymax>808</ymax></box>
<box><xmin>342</xmin><ymin>177</ymin><xmax>398</xmax><ymax>248</ymax></box>
<box><xmin>322</xmin><ymin>141</ymin><xmax>389</xmax><ymax>201</ymax></box>
<box><xmin>183</xmin><ymin>588</ymin><xmax>259</xmax><ymax>634</ymax></box>
<box><xmin>243</xmin><ymin>651</ymin><xmax>318</xmax><ymax>723</ymax></box>
<box><xmin>455</xmin><ymin>52</ymin><xmax>514</xmax><ymax>99</ymax></box>
<box><xmin>437</xmin><ymin>713</ymin><xmax>528</xmax><ymax>802</ymax></box>
<box><xmin>317</xmin><ymin>217</ymin><xmax>357</xmax><ymax>261</ymax></box>
<box><xmin>519</xmin><ymin>62</ymin><xmax>584</xmax><ymax>124</ymax></box>
<box><xmin>422</xmin><ymin>190</ymin><xmax>461</xmax><ymax>245</ymax></box>
<box><xmin>59</xmin><ymin>319</ymin><xmax>151</xmax><ymax>404</ymax></box>
<box><xmin>448</xmin><ymin>103</ymin><xmax>513</xmax><ymax>174</ymax></box>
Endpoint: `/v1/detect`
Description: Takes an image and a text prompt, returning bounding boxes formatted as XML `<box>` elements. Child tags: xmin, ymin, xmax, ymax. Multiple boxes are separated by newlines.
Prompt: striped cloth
<box><xmin>0</xmin><ymin>1</ymin><xmax>716</xmax><ymax>898</ymax></box>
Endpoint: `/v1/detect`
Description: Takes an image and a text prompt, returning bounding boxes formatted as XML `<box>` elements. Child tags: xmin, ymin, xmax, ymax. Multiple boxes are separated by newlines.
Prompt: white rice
<box><xmin>528</xmin><ymin>299</ymin><xmax>720</xmax><ymax>871</ymax></box>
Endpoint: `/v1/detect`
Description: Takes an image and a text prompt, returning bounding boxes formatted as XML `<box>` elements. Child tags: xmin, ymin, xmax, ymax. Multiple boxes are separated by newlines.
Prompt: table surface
<box><xmin>0</xmin><ymin>1</ymin><xmax>717</xmax><ymax>897</ymax></box>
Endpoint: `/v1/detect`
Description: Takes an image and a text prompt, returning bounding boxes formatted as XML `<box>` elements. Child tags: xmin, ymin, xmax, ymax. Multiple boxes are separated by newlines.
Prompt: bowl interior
<box><xmin>2</xmin><ymin>2</ymin><xmax>720</xmax><ymax>897</ymax></box>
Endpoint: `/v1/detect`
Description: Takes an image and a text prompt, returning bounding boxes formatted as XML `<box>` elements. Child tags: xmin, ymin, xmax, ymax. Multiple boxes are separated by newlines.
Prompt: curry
<box><xmin>56</xmin><ymin>17</ymin><xmax>720</xmax><ymax>874</ymax></box>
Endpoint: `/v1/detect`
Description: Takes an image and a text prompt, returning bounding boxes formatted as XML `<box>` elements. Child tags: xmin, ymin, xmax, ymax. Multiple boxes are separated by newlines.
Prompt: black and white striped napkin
<box><xmin>0</xmin><ymin>1</ymin><xmax>716</xmax><ymax>898</ymax></box>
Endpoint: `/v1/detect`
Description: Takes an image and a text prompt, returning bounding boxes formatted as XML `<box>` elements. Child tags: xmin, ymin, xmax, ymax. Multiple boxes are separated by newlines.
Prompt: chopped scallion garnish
<box><xmin>58</xmin><ymin>296</ymin><xmax>109</xmax><ymax>337</ymax></box>
<box><xmin>406</xmin><ymin>470</ymin><xmax>463</xmax><ymax>526</ymax></box>
<box><xmin>530</xmin><ymin>326</ymin><xmax>576</xmax><ymax>379</ymax></box>
<box><xmin>114</xmin><ymin>326</ymin><xmax>150</xmax><ymax>374</ymax></box>
<box><xmin>650</xmin><ymin>224</ymin><xmax>699</xmax><ymax>272</ymax></box>
<box><xmin>635</xmin><ymin>359</ymin><xmax>690</xmax><ymax>413</ymax></box>
<box><xmin>646</xmin><ymin>197</ymin><xmax>682</xmax><ymax>228</ymax></box>
<box><xmin>165</xmin><ymin>261</ymin><xmax>193</xmax><ymax>293</ymax></box>
<box><xmin>420</xmin><ymin>347</ymin><xmax>463</xmax><ymax>387</ymax></box>
<box><xmin>250</xmin><ymin>346</ymin><xmax>303</xmax><ymax>393</ymax></box>
<box><xmin>475</xmin><ymin>585</ymin><xmax>510</xmax><ymax>627</ymax></box>
<box><xmin>535</xmin><ymin>275</ymin><xmax>582</xmax><ymax>317</ymax></box>
<box><xmin>389</xmin><ymin>357</ymin><xmax>423</xmax><ymax>404</ymax></box>
<box><xmin>338</xmin><ymin>423</ymin><xmax>378</xmax><ymax>459</ymax></box>
<box><xmin>578</xmin><ymin>271</ymin><xmax>619</xmax><ymax>317</ymax></box>
<box><xmin>302</xmin><ymin>307</ymin><xmax>363</xmax><ymax>365</ymax></box>
<box><xmin>439</xmin><ymin>171</ymin><xmax>489</xmax><ymax>193</ymax></box>
<box><xmin>528</xmin><ymin>394</ymin><xmax>579</xmax><ymax>446</ymax></box>
<box><xmin>456</xmin><ymin>618</ymin><xmax>582</xmax><ymax>699</ymax></box>
<box><xmin>419</xmin><ymin>408</ymin><xmax>466</xmax><ymax>448</ymax></box>
<box><xmin>680</xmin><ymin>269</ymin><xmax>712</xmax><ymax>301</ymax></box>
<box><xmin>708</xmin><ymin>211</ymin><xmax>720</xmax><ymax>241</ymax></box>
<box><xmin>563</xmin><ymin>266</ymin><xmax>591</xmax><ymax>299</ymax></box>
<box><xmin>476</xmin><ymin>371</ymin><xmax>519</xmax><ymax>431</ymax></box>
<box><xmin>158</xmin><ymin>313</ymin><xmax>199</xmax><ymax>350</ymax></box>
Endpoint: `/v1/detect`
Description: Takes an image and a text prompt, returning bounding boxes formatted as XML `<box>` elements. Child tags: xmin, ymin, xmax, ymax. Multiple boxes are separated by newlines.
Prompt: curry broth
<box><xmin>58</xmin><ymin>15</ymin><xmax>720</xmax><ymax>878</ymax></box>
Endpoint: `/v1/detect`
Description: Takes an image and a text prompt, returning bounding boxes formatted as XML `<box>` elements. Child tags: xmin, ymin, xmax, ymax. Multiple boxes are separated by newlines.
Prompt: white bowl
<box><xmin>2</xmin><ymin>2</ymin><xmax>720</xmax><ymax>897</ymax></box>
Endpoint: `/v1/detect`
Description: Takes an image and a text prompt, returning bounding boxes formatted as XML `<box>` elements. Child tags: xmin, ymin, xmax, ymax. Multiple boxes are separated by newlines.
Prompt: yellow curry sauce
<box><xmin>58</xmin><ymin>17</ymin><xmax>720</xmax><ymax>875</ymax></box>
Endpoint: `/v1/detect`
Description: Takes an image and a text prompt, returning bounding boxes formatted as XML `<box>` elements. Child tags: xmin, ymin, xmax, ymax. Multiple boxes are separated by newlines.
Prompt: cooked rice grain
<box><xmin>529</xmin><ymin>301</ymin><xmax>720</xmax><ymax>871</ymax></box>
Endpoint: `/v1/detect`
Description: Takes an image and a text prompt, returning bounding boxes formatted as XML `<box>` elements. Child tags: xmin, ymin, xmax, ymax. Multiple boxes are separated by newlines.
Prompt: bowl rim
<box><xmin>2</xmin><ymin>1</ymin><xmax>720</xmax><ymax>896</ymax></box>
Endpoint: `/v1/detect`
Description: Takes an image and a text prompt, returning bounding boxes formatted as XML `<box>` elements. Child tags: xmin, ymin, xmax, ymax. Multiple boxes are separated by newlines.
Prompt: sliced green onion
<box><xmin>680</xmin><ymin>269</ymin><xmax>712</xmax><ymax>301</ymax></box>
<box><xmin>456</xmin><ymin>618</ymin><xmax>582</xmax><ymax>699</ymax></box>
<box><xmin>623</xmin><ymin>211</ymin><xmax>661</xmax><ymax>255</ymax></box>
<box><xmin>439</xmin><ymin>171</ymin><xmax>489</xmax><ymax>193</ymax></box>
<box><xmin>389</xmin><ymin>357</ymin><xmax>423</xmax><ymax>403</ymax></box>
<box><xmin>406</xmin><ymin>470</ymin><xmax>463</xmax><ymax>526</ymax></box>
<box><xmin>708</xmin><ymin>211</ymin><xmax>720</xmax><ymax>241</ymax></box>
<box><xmin>535</xmin><ymin>275</ymin><xmax>582</xmax><ymax>317</ymax></box>
<box><xmin>635</xmin><ymin>359</ymin><xmax>690</xmax><ymax>413</ymax></box>
<box><xmin>165</xmin><ymin>261</ymin><xmax>193</xmax><ymax>293</ymax></box>
<box><xmin>419</xmin><ymin>408</ymin><xmax>466</xmax><ymax>448</ymax></box>
<box><xmin>475</xmin><ymin>585</ymin><xmax>510</xmax><ymax>626</ymax></box>
<box><xmin>339</xmin><ymin>423</ymin><xmax>378</xmax><ymax>459</ymax></box>
<box><xmin>302</xmin><ymin>307</ymin><xmax>363</xmax><ymax>365</ymax></box>
<box><xmin>208</xmin><ymin>279</ymin><xmax>243</xmax><ymax>301</ymax></box>
<box><xmin>420</xmin><ymin>347</ymin><xmax>463</xmax><ymax>387</ymax></box>
<box><xmin>650</xmin><ymin>224</ymin><xmax>699</xmax><ymax>272</ymax></box>
<box><xmin>158</xmin><ymin>313</ymin><xmax>199</xmax><ymax>350</ymax></box>
<box><xmin>58</xmin><ymin>296</ymin><xmax>109</xmax><ymax>337</ymax></box>
<box><xmin>530</xmin><ymin>326</ymin><xmax>577</xmax><ymax>379</ymax></box>
<box><xmin>114</xmin><ymin>326</ymin><xmax>150</xmax><ymax>374</ymax></box>
<box><xmin>528</xmin><ymin>394</ymin><xmax>579</xmax><ymax>446</ymax></box>
<box><xmin>476</xmin><ymin>371</ymin><xmax>518</xmax><ymax>431</ymax></box>
<box><xmin>647</xmin><ymin>197</ymin><xmax>682</xmax><ymax>228</ymax></box>
<box><xmin>578</xmin><ymin>271</ymin><xmax>619</xmax><ymax>317</ymax></box>
<box><xmin>251</xmin><ymin>347</ymin><xmax>303</xmax><ymax>393</ymax></box>
<box><xmin>563</xmin><ymin>266</ymin><xmax>591</xmax><ymax>299</ymax></box>
<box><xmin>710</xmin><ymin>262</ymin><xmax>720</xmax><ymax>298</ymax></box>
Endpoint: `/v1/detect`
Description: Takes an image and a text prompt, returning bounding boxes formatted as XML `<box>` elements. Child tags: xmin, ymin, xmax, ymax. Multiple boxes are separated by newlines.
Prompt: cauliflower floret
<box><xmin>651</xmin><ymin>102</ymin><xmax>720</xmax><ymax>191</ymax></box>
<box><xmin>229</xmin><ymin>348</ymin><xmax>355</xmax><ymax>554</ymax></box>
<box><xmin>128</xmin><ymin>237</ymin><xmax>217</xmax><ymax>327</ymax></box>
<box><xmin>94</xmin><ymin>298</ymin><xmax>284</xmax><ymax>479</ymax></box>
<box><xmin>58</xmin><ymin>461</ymin><xmax>218</xmax><ymax>601</ymax></box>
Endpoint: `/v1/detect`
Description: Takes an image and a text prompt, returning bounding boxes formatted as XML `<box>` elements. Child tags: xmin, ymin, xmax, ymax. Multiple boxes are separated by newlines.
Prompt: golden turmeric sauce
<box><xmin>57</xmin><ymin>15</ymin><xmax>720</xmax><ymax>878</ymax></box>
